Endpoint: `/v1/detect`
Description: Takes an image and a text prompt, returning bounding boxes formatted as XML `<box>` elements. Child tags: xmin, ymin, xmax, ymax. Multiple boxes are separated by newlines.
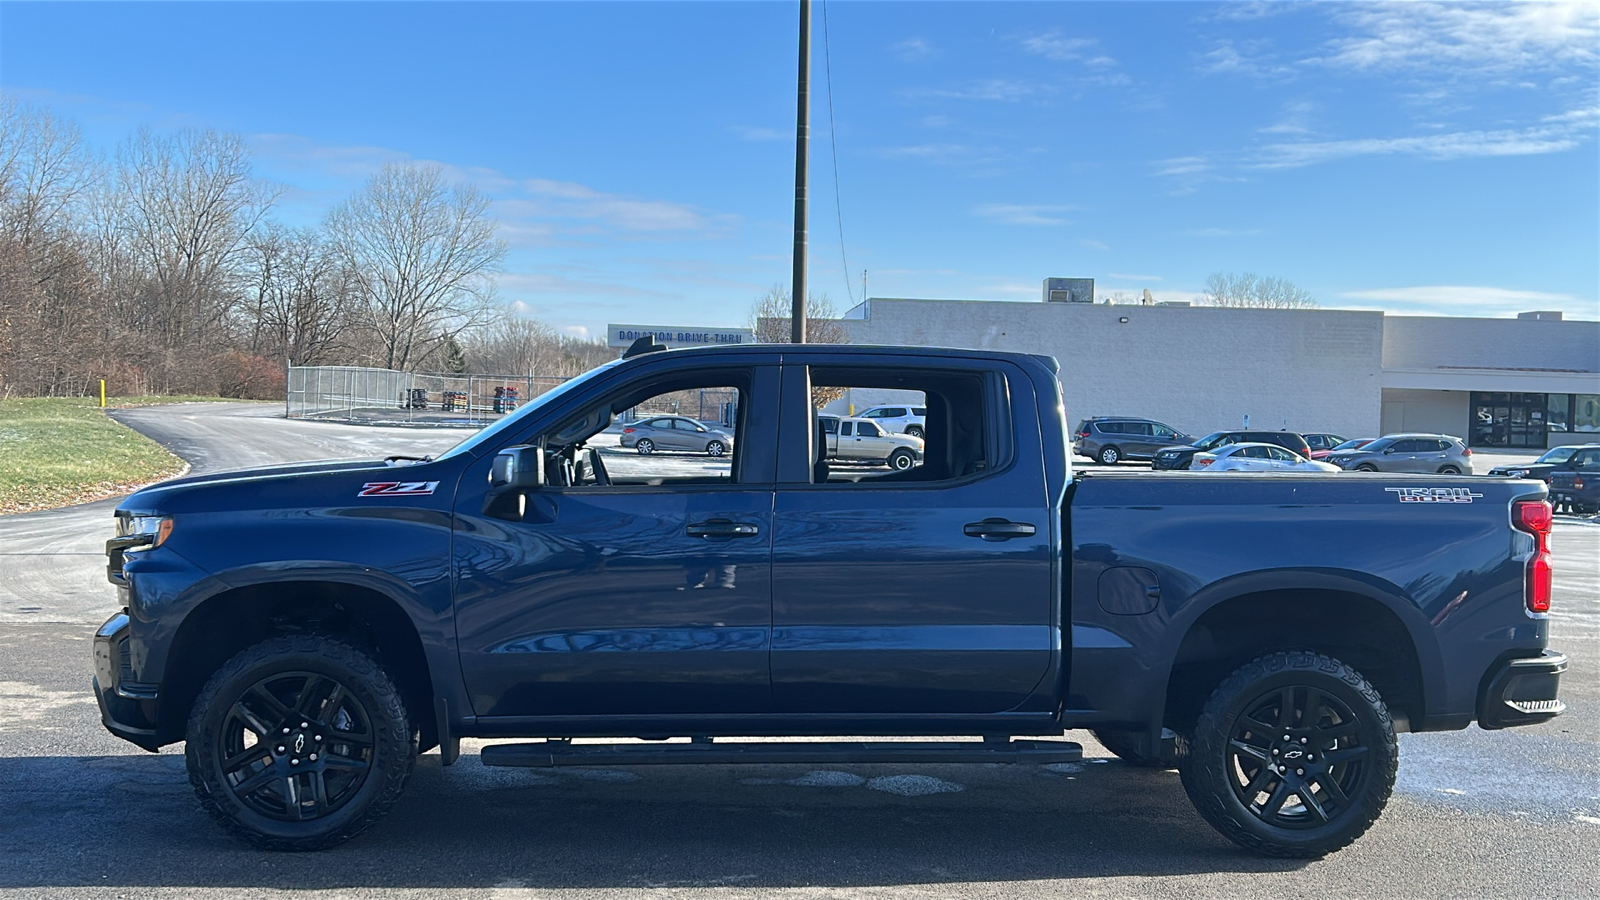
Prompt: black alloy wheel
<box><xmin>1180</xmin><ymin>651</ymin><xmax>1396</xmax><ymax>858</ymax></box>
<box><xmin>706</xmin><ymin>440</ymin><xmax>726</xmax><ymax>457</ymax></box>
<box><xmin>1099</xmin><ymin>446</ymin><xmax>1121</xmax><ymax>465</ymax></box>
<box><xmin>186</xmin><ymin>635</ymin><xmax>414</xmax><ymax>851</ymax></box>
<box><xmin>635</xmin><ymin>438</ymin><xmax>655</xmax><ymax>455</ymax></box>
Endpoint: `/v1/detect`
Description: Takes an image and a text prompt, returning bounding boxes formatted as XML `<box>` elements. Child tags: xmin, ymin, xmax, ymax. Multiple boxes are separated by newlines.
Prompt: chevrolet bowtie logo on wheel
<box><xmin>1385</xmin><ymin>487</ymin><xmax>1484</xmax><ymax>503</ymax></box>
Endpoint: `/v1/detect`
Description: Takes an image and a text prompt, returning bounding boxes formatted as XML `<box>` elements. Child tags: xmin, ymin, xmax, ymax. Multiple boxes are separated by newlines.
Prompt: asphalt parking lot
<box><xmin>0</xmin><ymin>402</ymin><xmax>1596</xmax><ymax>899</ymax></box>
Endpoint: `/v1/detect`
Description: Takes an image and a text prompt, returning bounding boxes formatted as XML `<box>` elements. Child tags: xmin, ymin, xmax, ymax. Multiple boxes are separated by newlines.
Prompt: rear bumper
<box><xmin>92</xmin><ymin>611</ymin><xmax>163</xmax><ymax>751</ymax></box>
<box><xmin>1478</xmin><ymin>650</ymin><xmax>1566</xmax><ymax>730</ymax></box>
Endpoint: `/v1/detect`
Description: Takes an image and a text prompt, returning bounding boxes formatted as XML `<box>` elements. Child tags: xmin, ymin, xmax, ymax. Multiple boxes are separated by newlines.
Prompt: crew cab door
<box><xmin>769</xmin><ymin>358</ymin><xmax>1055</xmax><ymax>714</ymax></box>
<box><xmin>450</xmin><ymin>361</ymin><xmax>779</xmax><ymax>718</ymax></box>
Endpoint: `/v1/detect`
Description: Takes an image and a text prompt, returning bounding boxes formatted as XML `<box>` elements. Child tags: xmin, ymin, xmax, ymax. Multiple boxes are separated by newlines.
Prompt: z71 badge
<box><xmin>1385</xmin><ymin>487</ymin><xmax>1483</xmax><ymax>504</ymax></box>
<box><xmin>358</xmin><ymin>481</ymin><xmax>440</xmax><ymax>497</ymax></box>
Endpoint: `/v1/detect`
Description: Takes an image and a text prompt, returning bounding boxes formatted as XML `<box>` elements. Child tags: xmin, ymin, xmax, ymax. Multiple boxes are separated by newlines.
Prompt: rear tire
<box><xmin>1179</xmin><ymin>651</ymin><xmax>1396</xmax><ymax>858</ymax></box>
<box><xmin>185</xmin><ymin>635</ymin><xmax>415</xmax><ymax>851</ymax></box>
<box><xmin>1437</xmin><ymin>466</ymin><xmax>1461</xmax><ymax>475</ymax></box>
<box><xmin>906</xmin><ymin>426</ymin><xmax>924</xmax><ymax>439</ymax></box>
<box><xmin>1098</xmin><ymin>446</ymin><xmax>1121</xmax><ymax>465</ymax></box>
<box><xmin>635</xmin><ymin>438</ymin><xmax>655</xmax><ymax>455</ymax></box>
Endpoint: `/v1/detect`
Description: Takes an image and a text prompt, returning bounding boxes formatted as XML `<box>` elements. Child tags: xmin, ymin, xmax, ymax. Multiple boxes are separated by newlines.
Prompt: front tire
<box><xmin>1355</xmin><ymin>463</ymin><xmax>1378</xmax><ymax>472</ymax></box>
<box><xmin>185</xmin><ymin>635</ymin><xmax>415</xmax><ymax>851</ymax></box>
<box><xmin>705</xmin><ymin>440</ymin><xmax>726</xmax><ymax>457</ymax></box>
<box><xmin>1179</xmin><ymin>651</ymin><xmax>1396</xmax><ymax>858</ymax></box>
<box><xmin>1098</xmin><ymin>446</ymin><xmax>1121</xmax><ymax>465</ymax></box>
<box><xmin>888</xmin><ymin>449</ymin><xmax>916</xmax><ymax>470</ymax></box>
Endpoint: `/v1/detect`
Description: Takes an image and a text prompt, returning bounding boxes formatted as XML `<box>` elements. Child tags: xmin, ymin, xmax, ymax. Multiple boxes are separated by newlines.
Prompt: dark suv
<box><xmin>1074</xmin><ymin>417</ymin><xmax>1192</xmax><ymax>465</ymax></box>
<box><xmin>1153</xmin><ymin>431</ymin><xmax>1314</xmax><ymax>470</ymax></box>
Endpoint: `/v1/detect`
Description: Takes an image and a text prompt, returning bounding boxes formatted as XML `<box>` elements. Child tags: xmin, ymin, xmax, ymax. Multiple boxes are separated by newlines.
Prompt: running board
<box><xmin>480</xmin><ymin>738</ymin><xmax>1082</xmax><ymax>768</ymax></box>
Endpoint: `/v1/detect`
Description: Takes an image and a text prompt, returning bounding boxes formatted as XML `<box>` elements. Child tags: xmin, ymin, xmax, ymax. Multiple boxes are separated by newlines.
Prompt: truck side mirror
<box><xmin>490</xmin><ymin>446</ymin><xmax>544</xmax><ymax>489</ymax></box>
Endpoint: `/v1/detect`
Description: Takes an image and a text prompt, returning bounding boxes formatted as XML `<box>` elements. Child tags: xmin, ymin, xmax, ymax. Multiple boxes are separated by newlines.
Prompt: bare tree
<box><xmin>326</xmin><ymin>162</ymin><xmax>506</xmax><ymax>371</ymax></box>
<box><xmin>1202</xmin><ymin>271</ymin><xmax>1318</xmax><ymax>309</ymax></box>
<box><xmin>749</xmin><ymin>284</ymin><xmax>851</xmax><ymax>343</ymax></box>
<box><xmin>114</xmin><ymin>127</ymin><xmax>278</xmax><ymax>390</ymax></box>
<box><xmin>241</xmin><ymin>224</ymin><xmax>359</xmax><ymax>366</ymax></box>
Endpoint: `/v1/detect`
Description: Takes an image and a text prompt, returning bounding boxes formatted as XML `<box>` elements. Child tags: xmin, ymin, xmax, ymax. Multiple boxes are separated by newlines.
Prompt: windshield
<box><xmin>1194</xmin><ymin>432</ymin><xmax>1229</xmax><ymax>450</ymax></box>
<box><xmin>1363</xmin><ymin>437</ymin><xmax>1396</xmax><ymax>452</ymax></box>
<box><xmin>1331</xmin><ymin>439</ymin><xmax>1367</xmax><ymax>451</ymax></box>
<box><xmin>433</xmin><ymin>358</ymin><xmax>627</xmax><ymax>461</ymax></box>
<box><xmin>1536</xmin><ymin>447</ymin><xmax>1577</xmax><ymax>464</ymax></box>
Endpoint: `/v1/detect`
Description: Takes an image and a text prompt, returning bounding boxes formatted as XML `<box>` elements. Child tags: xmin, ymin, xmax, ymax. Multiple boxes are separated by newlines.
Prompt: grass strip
<box><xmin>0</xmin><ymin>397</ymin><xmax>198</xmax><ymax>514</ymax></box>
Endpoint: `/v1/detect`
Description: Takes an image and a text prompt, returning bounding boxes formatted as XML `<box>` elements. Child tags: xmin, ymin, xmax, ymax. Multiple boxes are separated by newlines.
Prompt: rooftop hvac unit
<box><xmin>1043</xmin><ymin>277</ymin><xmax>1094</xmax><ymax>303</ymax></box>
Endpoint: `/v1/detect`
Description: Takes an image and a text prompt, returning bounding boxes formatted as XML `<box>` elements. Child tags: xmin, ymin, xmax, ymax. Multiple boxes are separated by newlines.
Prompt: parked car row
<box><xmin>1076</xmin><ymin>417</ymin><xmax>1479</xmax><ymax>476</ymax></box>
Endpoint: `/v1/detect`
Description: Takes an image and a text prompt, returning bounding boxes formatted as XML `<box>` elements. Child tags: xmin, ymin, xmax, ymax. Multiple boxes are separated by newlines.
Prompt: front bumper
<box><xmin>92</xmin><ymin>611</ymin><xmax>163</xmax><ymax>751</ymax></box>
<box><xmin>1478</xmin><ymin>650</ymin><xmax>1566</xmax><ymax>730</ymax></box>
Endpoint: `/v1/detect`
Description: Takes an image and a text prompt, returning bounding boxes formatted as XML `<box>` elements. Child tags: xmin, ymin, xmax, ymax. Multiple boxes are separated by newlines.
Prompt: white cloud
<box><xmin>972</xmin><ymin>203</ymin><xmax>1074</xmax><ymax>226</ymax></box>
<box><xmin>1312</xmin><ymin>2</ymin><xmax>1600</xmax><ymax>74</ymax></box>
<box><xmin>1185</xmin><ymin>228</ymin><xmax>1264</xmax><ymax>237</ymax></box>
<box><xmin>1259</xmin><ymin>100</ymin><xmax>1317</xmax><ymax>135</ymax></box>
<box><xmin>1154</xmin><ymin>156</ymin><xmax>1211</xmax><ymax>177</ymax></box>
<box><xmin>1020</xmin><ymin>31</ymin><xmax>1116</xmax><ymax>67</ymax></box>
<box><xmin>1340</xmin><ymin>285</ymin><xmax>1599</xmax><ymax>319</ymax></box>
<box><xmin>893</xmin><ymin>37</ymin><xmax>938</xmax><ymax>62</ymax></box>
<box><xmin>1254</xmin><ymin>117</ymin><xmax>1592</xmax><ymax>169</ymax></box>
<box><xmin>907</xmin><ymin>79</ymin><xmax>1050</xmax><ymax>103</ymax></box>
<box><xmin>509</xmin><ymin>179</ymin><xmax>714</xmax><ymax>232</ymax></box>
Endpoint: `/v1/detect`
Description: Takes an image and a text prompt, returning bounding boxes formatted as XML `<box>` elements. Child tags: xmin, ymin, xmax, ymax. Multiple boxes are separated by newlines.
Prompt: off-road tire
<box><xmin>1179</xmin><ymin>651</ymin><xmax>1396</xmax><ymax>858</ymax></box>
<box><xmin>1092</xmin><ymin>728</ymin><xmax>1187</xmax><ymax>769</ymax></box>
<box><xmin>1098</xmin><ymin>446</ymin><xmax>1121</xmax><ymax>465</ymax></box>
<box><xmin>186</xmin><ymin>635</ymin><xmax>415</xmax><ymax>851</ymax></box>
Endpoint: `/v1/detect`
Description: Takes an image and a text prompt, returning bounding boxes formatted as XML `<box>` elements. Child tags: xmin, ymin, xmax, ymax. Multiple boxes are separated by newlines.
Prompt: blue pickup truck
<box><xmin>94</xmin><ymin>341</ymin><xmax>1566</xmax><ymax>858</ymax></box>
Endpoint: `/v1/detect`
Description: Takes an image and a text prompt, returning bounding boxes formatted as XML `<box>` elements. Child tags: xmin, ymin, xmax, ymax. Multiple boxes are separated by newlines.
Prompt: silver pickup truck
<box><xmin>819</xmin><ymin>414</ymin><xmax>924</xmax><ymax>470</ymax></box>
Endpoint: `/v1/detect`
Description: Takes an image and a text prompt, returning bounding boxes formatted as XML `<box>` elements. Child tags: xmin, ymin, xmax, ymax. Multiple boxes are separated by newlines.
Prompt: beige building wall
<box><xmin>840</xmin><ymin>299</ymin><xmax>1386</xmax><ymax>440</ymax></box>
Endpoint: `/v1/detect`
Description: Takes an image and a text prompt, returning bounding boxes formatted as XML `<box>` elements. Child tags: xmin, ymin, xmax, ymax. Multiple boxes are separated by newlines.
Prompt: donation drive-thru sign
<box><xmin>607</xmin><ymin>324</ymin><xmax>755</xmax><ymax>349</ymax></box>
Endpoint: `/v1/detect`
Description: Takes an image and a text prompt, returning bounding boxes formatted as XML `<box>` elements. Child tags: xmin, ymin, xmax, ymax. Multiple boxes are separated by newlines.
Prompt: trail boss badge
<box><xmin>1385</xmin><ymin>487</ymin><xmax>1483</xmax><ymax>504</ymax></box>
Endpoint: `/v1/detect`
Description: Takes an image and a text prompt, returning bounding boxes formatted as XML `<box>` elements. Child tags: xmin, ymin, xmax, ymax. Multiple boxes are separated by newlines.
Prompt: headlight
<box><xmin>117</xmin><ymin>515</ymin><xmax>174</xmax><ymax>548</ymax></box>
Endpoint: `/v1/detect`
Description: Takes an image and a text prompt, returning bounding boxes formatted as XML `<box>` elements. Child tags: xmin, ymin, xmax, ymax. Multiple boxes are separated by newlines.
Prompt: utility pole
<box><xmin>791</xmin><ymin>0</ymin><xmax>810</xmax><ymax>343</ymax></box>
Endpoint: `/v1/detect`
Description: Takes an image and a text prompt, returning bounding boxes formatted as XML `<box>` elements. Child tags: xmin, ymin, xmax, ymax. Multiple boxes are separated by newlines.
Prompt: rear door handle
<box><xmin>963</xmin><ymin>519</ymin><xmax>1037</xmax><ymax>541</ymax></box>
<box><xmin>686</xmin><ymin>519</ymin><xmax>761</xmax><ymax>538</ymax></box>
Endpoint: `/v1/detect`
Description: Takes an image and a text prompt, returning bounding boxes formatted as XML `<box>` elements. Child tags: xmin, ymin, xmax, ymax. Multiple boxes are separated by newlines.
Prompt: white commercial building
<box><xmin>835</xmin><ymin>293</ymin><xmax>1600</xmax><ymax>450</ymax></box>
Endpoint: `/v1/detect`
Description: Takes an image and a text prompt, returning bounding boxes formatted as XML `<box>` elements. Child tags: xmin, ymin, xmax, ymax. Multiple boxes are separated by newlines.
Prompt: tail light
<box><xmin>622</xmin><ymin>427</ymin><xmax>636</xmax><ymax>434</ymax></box>
<box><xmin>1195</xmin><ymin>458</ymin><xmax>1214</xmax><ymax>467</ymax></box>
<box><xmin>1513</xmin><ymin>499</ymin><xmax>1553</xmax><ymax>614</ymax></box>
<box><xmin>1576</xmin><ymin>477</ymin><xmax>1586</xmax><ymax>490</ymax></box>
<box><xmin>1076</xmin><ymin>430</ymin><xmax>1090</xmax><ymax>440</ymax></box>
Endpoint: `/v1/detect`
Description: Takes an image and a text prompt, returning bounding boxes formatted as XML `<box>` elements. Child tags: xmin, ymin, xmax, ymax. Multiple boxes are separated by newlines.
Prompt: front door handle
<box><xmin>963</xmin><ymin>519</ymin><xmax>1037</xmax><ymax>541</ymax></box>
<box><xmin>686</xmin><ymin>519</ymin><xmax>761</xmax><ymax>538</ymax></box>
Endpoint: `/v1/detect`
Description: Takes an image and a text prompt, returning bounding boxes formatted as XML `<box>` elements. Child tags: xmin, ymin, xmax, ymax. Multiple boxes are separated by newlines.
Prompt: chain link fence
<box><xmin>286</xmin><ymin>366</ymin><xmax>571</xmax><ymax>426</ymax></box>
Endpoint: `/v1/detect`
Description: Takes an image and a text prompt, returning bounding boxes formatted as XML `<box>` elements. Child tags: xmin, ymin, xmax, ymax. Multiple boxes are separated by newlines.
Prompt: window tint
<box><xmin>820</xmin><ymin>417</ymin><xmax>838</xmax><ymax>435</ymax></box>
<box><xmin>646</xmin><ymin>418</ymin><xmax>672</xmax><ymax>429</ymax></box>
<box><xmin>1267</xmin><ymin>446</ymin><xmax>1296</xmax><ymax>461</ymax></box>
<box><xmin>857</xmin><ymin>421</ymin><xmax>882</xmax><ymax>437</ymax></box>
<box><xmin>912</xmin><ymin>407</ymin><xmax>927</xmax><ymax>416</ymax></box>
<box><xmin>840</xmin><ymin>421</ymin><xmax>854</xmax><ymax>437</ymax></box>
<box><xmin>1242</xmin><ymin>446</ymin><xmax>1271</xmax><ymax>459</ymax></box>
<box><xmin>1392</xmin><ymin>439</ymin><xmax>1423</xmax><ymax>453</ymax></box>
<box><xmin>1574</xmin><ymin>450</ymin><xmax>1600</xmax><ymax>466</ymax></box>
<box><xmin>1152</xmin><ymin>424</ymin><xmax>1176</xmax><ymax>438</ymax></box>
<box><xmin>1128</xmin><ymin>422</ymin><xmax>1154</xmax><ymax>436</ymax></box>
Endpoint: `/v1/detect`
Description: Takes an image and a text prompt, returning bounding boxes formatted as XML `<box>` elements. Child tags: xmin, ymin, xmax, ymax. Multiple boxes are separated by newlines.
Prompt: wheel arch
<box><xmin>160</xmin><ymin>579</ymin><xmax>439</xmax><ymax>751</ymax></box>
<box><xmin>1159</xmin><ymin>574</ymin><xmax>1439</xmax><ymax>738</ymax></box>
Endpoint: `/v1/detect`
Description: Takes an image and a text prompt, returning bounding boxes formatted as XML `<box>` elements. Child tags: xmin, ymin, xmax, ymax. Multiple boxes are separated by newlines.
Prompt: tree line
<box><xmin>0</xmin><ymin>97</ymin><xmax>618</xmax><ymax>400</ymax></box>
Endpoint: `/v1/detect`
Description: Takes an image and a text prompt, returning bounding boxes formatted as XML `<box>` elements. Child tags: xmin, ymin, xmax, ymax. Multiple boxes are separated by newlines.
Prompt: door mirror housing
<box><xmin>491</xmin><ymin>446</ymin><xmax>544</xmax><ymax>489</ymax></box>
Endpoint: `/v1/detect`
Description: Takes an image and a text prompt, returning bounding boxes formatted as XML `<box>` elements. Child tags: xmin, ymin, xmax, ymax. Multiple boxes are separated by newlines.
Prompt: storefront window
<box><xmin>1470</xmin><ymin>392</ymin><xmax>1548</xmax><ymax>448</ymax></box>
<box><xmin>1576</xmin><ymin>394</ymin><xmax>1600</xmax><ymax>433</ymax></box>
<box><xmin>1547</xmin><ymin>394</ymin><xmax>1570</xmax><ymax>432</ymax></box>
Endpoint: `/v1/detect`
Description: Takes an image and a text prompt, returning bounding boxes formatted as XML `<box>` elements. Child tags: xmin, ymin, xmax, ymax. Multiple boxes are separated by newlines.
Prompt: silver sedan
<box><xmin>618</xmin><ymin>415</ymin><xmax>734</xmax><ymax>456</ymax></box>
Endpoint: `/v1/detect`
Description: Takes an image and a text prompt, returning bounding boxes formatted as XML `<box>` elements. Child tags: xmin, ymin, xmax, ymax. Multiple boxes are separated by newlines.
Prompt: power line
<box><xmin>822</xmin><ymin>0</ymin><xmax>854</xmax><ymax>305</ymax></box>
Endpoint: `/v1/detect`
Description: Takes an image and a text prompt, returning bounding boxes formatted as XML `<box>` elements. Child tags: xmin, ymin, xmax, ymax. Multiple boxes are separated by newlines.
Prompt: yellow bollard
<box><xmin>100</xmin><ymin>379</ymin><xmax>106</xmax><ymax>409</ymax></box>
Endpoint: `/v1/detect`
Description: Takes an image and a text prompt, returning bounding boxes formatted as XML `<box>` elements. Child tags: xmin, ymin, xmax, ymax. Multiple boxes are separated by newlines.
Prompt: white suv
<box><xmin>859</xmin><ymin>405</ymin><xmax>927</xmax><ymax>438</ymax></box>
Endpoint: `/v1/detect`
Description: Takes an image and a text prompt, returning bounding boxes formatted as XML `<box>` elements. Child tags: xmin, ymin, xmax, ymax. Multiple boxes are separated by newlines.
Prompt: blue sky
<box><xmin>3</xmin><ymin>1</ymin><xmax>1597</xmax><ymax>337</ymax></box>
